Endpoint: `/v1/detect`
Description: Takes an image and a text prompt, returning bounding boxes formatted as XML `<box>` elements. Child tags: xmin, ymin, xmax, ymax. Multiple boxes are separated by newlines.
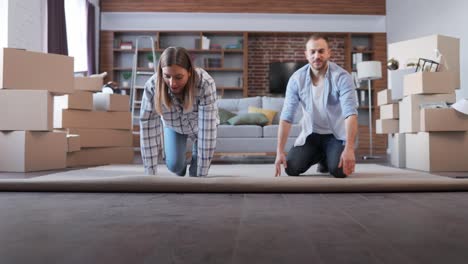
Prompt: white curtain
<box><xmin>65</xmin><ymin>0</ymin><xmax>87</xmax><ymax>73</ymax></box>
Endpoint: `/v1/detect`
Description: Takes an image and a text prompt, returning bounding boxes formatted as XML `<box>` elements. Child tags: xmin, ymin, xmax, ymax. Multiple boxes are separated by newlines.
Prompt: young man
<box><xmin>275</xmin><ymin>34</ymin><xmax>358</xmax><ymax>178</ymax></box>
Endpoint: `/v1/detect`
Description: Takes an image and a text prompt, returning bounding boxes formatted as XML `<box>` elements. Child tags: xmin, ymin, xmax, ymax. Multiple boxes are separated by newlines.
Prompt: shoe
<box><xmin>317</xmin><ymin>161</ymin><xmax>329</xmax><ymax>173</ymax></box>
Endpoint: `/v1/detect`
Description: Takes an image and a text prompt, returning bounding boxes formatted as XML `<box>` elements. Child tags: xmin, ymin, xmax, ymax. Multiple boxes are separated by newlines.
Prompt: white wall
<box><xmin>0</xmin><ymin>0</ymin><xmax>8</xmax><ymax>48</ymax></box>
<box><xmin>7</xmin><ymin>0</ymin><xmax>46</xmax><ymax>52</ymax></box>
<box><xmin>102</xmin><ymin>12</ymin><xmax>386</xmax><ymax>33</ymax></box>
<box><xmin>387</xmin><ymin>0</ymin><xmax>468</xmax><ymax>99</ymax></box>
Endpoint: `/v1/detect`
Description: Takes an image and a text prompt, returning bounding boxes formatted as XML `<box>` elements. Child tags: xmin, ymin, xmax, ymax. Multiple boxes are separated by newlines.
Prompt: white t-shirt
<box><xmin>311</xmin><ymin>81</ymin><xmax>333</xmax><ymax>134</ymax></box>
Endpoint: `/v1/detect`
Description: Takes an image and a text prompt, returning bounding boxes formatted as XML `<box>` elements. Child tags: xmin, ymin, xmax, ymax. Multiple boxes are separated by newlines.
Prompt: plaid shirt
<box><xmin>140</xmin><ymin>68</ymin><xmax>219</xmax><ymax>176</ymax></box>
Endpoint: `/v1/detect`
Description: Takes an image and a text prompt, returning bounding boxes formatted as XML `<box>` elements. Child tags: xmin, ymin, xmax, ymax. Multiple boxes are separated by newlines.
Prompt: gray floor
<box><xmin>2</xmin><ymin>156</ymin><xmax>468</xmax><ymax>263</ymax></box>
<box><xmin>1</xmin><ymin>192</ymin><xmax>468</xmax><ymax>264</ymax></box>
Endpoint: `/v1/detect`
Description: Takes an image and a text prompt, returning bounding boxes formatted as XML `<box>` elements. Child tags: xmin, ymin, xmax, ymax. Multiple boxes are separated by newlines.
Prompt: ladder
<box><xmin>130</xmin><ymin>36</ymin><xmax>157</xmax><ymax>128</ymax></box>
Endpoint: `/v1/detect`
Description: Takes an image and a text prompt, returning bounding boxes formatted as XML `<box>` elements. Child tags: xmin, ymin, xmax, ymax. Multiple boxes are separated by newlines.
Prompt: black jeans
<box><xmin>285</xmin><ymin>133</ymin><xmax>346</xmax><ymax>178</ymax></box>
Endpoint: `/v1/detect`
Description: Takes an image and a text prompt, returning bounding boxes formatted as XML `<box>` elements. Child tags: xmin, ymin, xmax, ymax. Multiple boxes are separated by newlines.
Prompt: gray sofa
<box><xmin>215</xmin><ymin>96</ymin><xmax>302</xmax><ymax>153</ymax></box>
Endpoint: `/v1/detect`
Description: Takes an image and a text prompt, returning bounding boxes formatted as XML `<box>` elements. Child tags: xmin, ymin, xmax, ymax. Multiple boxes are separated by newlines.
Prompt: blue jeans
<box><xmin>285</xmin><ymin>133</ymin><xmax>346</xmax><ymax>178</ymax></box>
<box><xmin>164</xmin><ymin>126</ymin><xmax>197</xmax><ymax>177</ymax></box>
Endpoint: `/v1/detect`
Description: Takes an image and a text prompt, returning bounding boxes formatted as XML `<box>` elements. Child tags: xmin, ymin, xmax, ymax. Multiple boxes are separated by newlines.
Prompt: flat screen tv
<box><xmin>269</xmin><ymin>61</ymin><xmax>308</xmax><ymax>95</ymax></box>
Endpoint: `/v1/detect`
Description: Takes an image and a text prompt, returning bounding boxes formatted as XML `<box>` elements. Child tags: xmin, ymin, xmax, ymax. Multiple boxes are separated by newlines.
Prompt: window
<box><xmin>65</xmin><ymin>0</ymin><xmax>87</xmax><ymax>73</ymax></box>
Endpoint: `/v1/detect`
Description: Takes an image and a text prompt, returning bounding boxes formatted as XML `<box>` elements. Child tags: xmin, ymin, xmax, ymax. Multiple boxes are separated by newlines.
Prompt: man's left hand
<box><xmin>338</xmin><ymin>148</ymin><xmax>356</xmax><ymax>176</ymax></box>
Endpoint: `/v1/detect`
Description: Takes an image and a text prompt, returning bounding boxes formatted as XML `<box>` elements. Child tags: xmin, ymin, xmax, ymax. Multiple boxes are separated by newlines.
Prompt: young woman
<box><xmin>140</xmin><ymin>47</ymin><xmax>219</xmax><ymax>176</ymax></box>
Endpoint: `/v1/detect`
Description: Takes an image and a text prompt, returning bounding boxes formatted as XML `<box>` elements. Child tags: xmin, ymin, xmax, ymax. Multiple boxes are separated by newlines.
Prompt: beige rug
<box><xmin>1</xmin><ymin>164</ymin><xmax>468</xmax><ymax>192</ymax></box>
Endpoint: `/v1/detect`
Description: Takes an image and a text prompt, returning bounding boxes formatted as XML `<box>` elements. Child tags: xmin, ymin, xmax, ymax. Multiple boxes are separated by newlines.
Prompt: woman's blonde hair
<box><xmin>155</xmin><ymin>47</ymin><xmax>197</xmax><ymax>115</ymax></box>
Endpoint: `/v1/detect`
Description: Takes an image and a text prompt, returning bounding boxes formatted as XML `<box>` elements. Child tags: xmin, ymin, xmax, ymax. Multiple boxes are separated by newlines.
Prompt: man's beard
<box><xmin>311</xmin><ymin>60</ymin><xmax>327</xmax><ymax>71</ymax></box>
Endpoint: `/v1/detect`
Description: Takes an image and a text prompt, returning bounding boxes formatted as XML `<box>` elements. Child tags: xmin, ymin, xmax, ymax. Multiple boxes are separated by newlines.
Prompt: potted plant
<box><xmin>146</xmin><ymin>53</ymin><xmax>154</xmax><ymax>68</ymax></box>
<box><xmin>121</xmin><ymin>71</ymin><xmax>132</xmax><ymax>88</ymax></box>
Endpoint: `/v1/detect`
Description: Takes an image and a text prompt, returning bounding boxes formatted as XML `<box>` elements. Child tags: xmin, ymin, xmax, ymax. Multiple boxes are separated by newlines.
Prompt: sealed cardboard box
<box><xmin>0</xmin><ymin>90</ymin><xmax>52</xmax><ymax>131</ymax></box>
<box><xmin>389</xmin><ymin>133</ymin><xmax>406</xmax><ymax>168</ymax></box>
<box><xmin>93</xmin><ymin>93</ymin><xmax>130</xmax><ymax>112</ymax></box>
<box><xmin>0</xmin><ymin>131</ymin><xmax>67</xmax><ymax>172</ymax></box>
<box><xmin>54</xmin><ymin>109</ymin><xmax>132</xmax><ymax>130</ymax></box>
<box><xmin>406</xmin><ymin>132</ymin><xmax>468</xmax><ymax>172</ymax></box>
<box><xmin>66</xmin><ymin>147</ymin><xmax>134</xmax><ymax>167</ymax></box>
<box><xmin>420</xmin><ymin>108</ymin><xmax>468</xmax><ymax>132</ymax></box>
<box><xmin>67</xmin><ymin>134</ymin><xmax>81</xmax><ymax>152</ymax></box>
<box><xmin>388</xmin><ymin>68</ymin><xmax>413</xmax><ymax>101</ymax></box>
<box><xmin>403</xmin><ymin>71</ymin><xmax>457</xmax><ymax>96</ymax></box>
<box><xmin>380</xmin><ymin>103</ymin><xmax>399</xmax><ymax>119</ymax></box>
<box><xmin>54</xmin><ymin>91</ymin><xmax>93</xmax><ymax>111</ymax></box>
<box><xmin>388</xmin><ymin>34</ymin><xmax>460</xmax><ymax>88</ymax></box>
<box><xmin>0</xmin><ymin>48</ymin><xmax>73</xmax><ymax>94</ymax></box>
<box><xmin>74</xmin><ymin>76</ymin><xmax>103</xmax><ymax>92</ymax></box>
<box><xmin>399</xmin><ymin>93</ymin><xmax>456</xmax><ymax>133</ymax></box>
<box><xmin>66</xmin><ymin>128</ymin><xmax>132</xmax><ymax>147</ymax></box>
<box><xmin>377</xmin><ymin>89</ymin><xmax>393</xmax><ymax>106</ymax></box>
<box><xmin>376</xmin><ymin>119</ymin><xmax>399</xmax><ymax>134</ymax></box>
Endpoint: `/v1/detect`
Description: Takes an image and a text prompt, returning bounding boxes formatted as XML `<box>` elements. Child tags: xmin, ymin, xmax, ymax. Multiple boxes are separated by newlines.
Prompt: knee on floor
<box><xmin>166</xmin><ymin>160</ymin><xmax>187</xmax><ymax>176</ymax></box>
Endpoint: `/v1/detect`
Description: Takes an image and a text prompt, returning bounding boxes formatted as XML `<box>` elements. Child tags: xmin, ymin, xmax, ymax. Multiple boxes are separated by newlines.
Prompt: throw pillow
<box><xmin>248</xmin><ymin>106</ymin><xmax>278</xmax><ymax>125</ymax></box>
<box><xmin>227</xmin><ymin>113</ymin><xmax>269</xmax><ymax>126</ymax></box>
<box><xmin>218</xmin><ymin>108</ymin><xmax>236</xmax><ymax>124</ymax></box>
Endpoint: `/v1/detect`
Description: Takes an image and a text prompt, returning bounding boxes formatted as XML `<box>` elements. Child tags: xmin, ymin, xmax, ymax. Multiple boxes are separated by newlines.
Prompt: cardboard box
<box><xmin>377</xmin><ymin>89</ymin><xmax>393</xmax><ymax>106</ymax></box>
<box><xmin>376</xmin><ymin>119</ymin><xmax>399</xmax><ymax>134</ymax></box>
<box><xmin>388</xmin><ymin>34</ymin><xmax>460</xmax><ymax>88</ymax></box>
<box><xmin>67</xmin><ymin>134</ymin><xmax>81</xmax><ymax>152</ymax></box>
<box><xmin>389</xmin><ymin>133</ymin><xmax>406</xmax><ymax>168</ymax></box>
<box><xmin>406</xmin><ymin>132</ymin><xmax>468</xmax><ymax>172</ymax></box>
<box><xmin>403</xmin><ymin>71</ymin><xmax>457</xmax><ymax>96</ymax></box>
<box><xmin>93</xmin><ymin>93</ymin><xmax>130</xmax><ymax>112</ymax></box>
<box><xmin>0</xmin><ymin>90</ymin><xmax>52</xmax><ymax>131</ymax></box>
<box><xmin>66</xmin><ymin>147</ymin><xmax>134</xmax><ymax>167</ymax></box>
<box><xmin>0</xmin><ymin>48</ymin><xmax>73</xmax><ymax>94</ymax></box>
<box><xmin>399</xmin><ymin>93</ymin><xmax>456</xmax><ymax>133</ymax></box>
<box><xmin>388</xmin><ymin>68</ymin><xmax>413</xmax><ymax>101</ymax></box>
<box><xmin>66</xmin><ymin>128</ymin><xmax>132</xmax><ymax>147</ymax></box>
<box><xmin>54</xmin><ymin>91</ymin><xmax>93</xmax><ymax>111</ymax></box>
<box><xmin>420</xmin><ymin>108</ymin><xmax>468</xmax><ymax>132</ymax></box>
<box><xmin>0</xmin><ymin>131</ymin><xmax>67</xmax><ymax>172</ymax></box>
<box><xmin>74</xmin><ymin>76</ymin><xmax>103</xmax><ymax>92</ymax></box>
<box><xmin>54</xmin><ymin>109</ymin><xmax>132</xmax><ymax>130</ymax></box>
<box><xmin>380</xmin><ymin>103</ymin><xmax>399</xmax><ymax>119</ymax></box>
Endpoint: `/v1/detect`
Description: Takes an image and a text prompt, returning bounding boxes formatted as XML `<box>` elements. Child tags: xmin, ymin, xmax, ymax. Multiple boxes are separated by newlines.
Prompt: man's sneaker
<box><xmin>317</xmin><ymin>162</ymin><xmax>329</xmax><ymax>173</ymax></box>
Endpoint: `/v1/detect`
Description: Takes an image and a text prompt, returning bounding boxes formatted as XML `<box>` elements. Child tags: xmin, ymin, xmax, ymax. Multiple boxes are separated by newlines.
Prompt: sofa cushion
<box><xmin>218</xmin><ymin>108</ymin><xmax>236</xmax><ymax>124</ymax></box>
<box><xmin>262</xmin><ymin>96</ymin><xmax>303</xmax><ymax>124</ymax></box>
<box><xmin>217</xmin><ymin>125</ymin><xmax>263</xmax><ymax>138</ymax></box>
<box><xmin>216</xmin><ymin>138</ymin><xmax>296</xmax><ymax>153</ymax></box>
<box><xmin>248</xmin><ymin>106</ymin><xmax>277</xmax><ymax>125</ymax></box>
<box><xmin>227</xmin><ymin>113</ymin><xmax>269</xmax><ymax>126</ymax></box>
<box><xmin>263</xmin><ymin>124</ymin><xmax>302</xmax><ymax>138</ymax></box>
<box><xmin>217</xmin><ymin>96</ymin><xmax>262</xmax><ymax>115</ymax></box>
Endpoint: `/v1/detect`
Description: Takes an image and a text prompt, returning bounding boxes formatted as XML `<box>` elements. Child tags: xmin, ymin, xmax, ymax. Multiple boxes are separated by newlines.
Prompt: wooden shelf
<box><xmin>113</xmin><ymin>48</ymin><xmax>244</xmax><ymax>54</ymax></box>
<box><xmin>351</xmin><ymin>50</ymin><xmax>374</xmax><ymax>54</ymax></box>
<box><xmin>205</xmin><ymin>68</ymin><xmax>243</xmax><ymax>72</ymax></box>
<box><xmin>113</xmin><ymin>67</ymin><xmax>155</xmax><ymax>71</ymax></box>
<box><xmin>218</xmin><ymin>86</ymin><xmax>243</xmax><ymax>90</ymax></box>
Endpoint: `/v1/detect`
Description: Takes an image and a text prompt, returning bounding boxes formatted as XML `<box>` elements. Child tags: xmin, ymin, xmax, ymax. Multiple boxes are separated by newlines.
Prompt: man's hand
<box><xmin>338</xmin><ymin>148</ymin><xmax>355</xmax><ymax>176</ymax></box>
<box><xmin>275</xmin><ymin>152</ymin><xmax>288</xmax><ymax>177</ymax></box>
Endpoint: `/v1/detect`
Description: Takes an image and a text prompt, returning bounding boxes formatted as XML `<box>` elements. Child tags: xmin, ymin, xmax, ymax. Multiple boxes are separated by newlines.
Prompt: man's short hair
<box><xmin>305</xmin><ymin>34</ymin><xmax>330</xmax><ymax>48</ymax></box>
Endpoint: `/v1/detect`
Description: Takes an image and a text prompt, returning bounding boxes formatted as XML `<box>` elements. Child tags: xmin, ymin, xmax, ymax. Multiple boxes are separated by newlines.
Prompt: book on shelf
<box><xmin>120</xmin><ymin>41</ymin><xmax>133</xmax><ymax>50</ymax></box>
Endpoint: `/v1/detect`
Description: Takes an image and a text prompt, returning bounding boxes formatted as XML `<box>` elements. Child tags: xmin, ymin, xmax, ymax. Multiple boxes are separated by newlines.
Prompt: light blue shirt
<box><xmin>280</xmin><ymin>62</ymin><xmax>358</xmax><ymax>146</ymax></box>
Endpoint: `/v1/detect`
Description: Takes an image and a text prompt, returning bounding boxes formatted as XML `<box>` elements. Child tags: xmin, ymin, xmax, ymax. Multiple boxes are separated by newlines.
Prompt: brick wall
<box><xmin>247</xmin><ymin>33</ymin><xmax>346</xmax><ymax>97</ymax></box>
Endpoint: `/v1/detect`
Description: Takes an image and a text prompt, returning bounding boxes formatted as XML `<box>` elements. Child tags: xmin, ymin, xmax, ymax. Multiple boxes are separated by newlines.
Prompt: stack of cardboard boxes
<box><xmin>377</xmin><ymin>35</ymin><xmax>468</xmax><ymax>172</ymax></box>
<box><xmin>0</xmin><ymin>48</ymin><xmax>134</xmax><ymax>172</ymax></box>
<box><xmin>54</xmin><ymin>78</ymin><xmax>134</xmax><ymax>167</ymax></box>
<box><xmin>0</xmin><ymin>48</ymin><xmax>73</xmax><ymax>172</ymax></box>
